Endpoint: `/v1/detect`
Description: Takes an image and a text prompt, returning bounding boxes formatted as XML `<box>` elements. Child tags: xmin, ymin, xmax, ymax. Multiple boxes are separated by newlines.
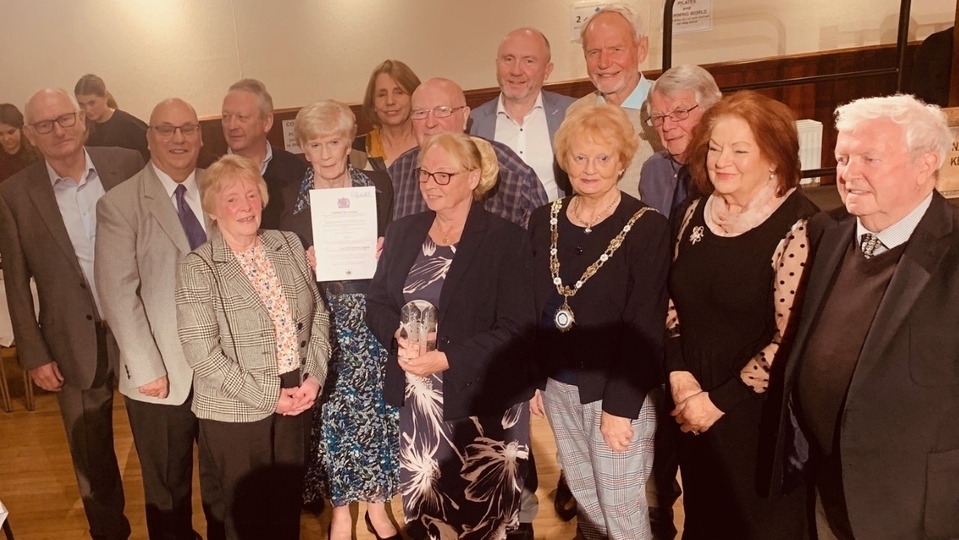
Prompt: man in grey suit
<box><xmin>0</xmin><ymin>88</ymin><xmax>143</xmax><ymax>540</ymax></box>
<box><xmin>469</xmin><ymin>27</ymin><xmax>575</xmax><ymax>202</ymax></box>
<box><xmin>95</xmin><ymin>98</ymin><xmax>218</xmax><ymax>540</ymax></box>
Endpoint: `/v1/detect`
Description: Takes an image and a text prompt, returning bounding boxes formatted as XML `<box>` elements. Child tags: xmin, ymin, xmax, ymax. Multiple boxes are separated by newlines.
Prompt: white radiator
<box><xmin>796</xmin><ymin>119</ymin><xmax>823</xmax><ymax>185</ymax></box>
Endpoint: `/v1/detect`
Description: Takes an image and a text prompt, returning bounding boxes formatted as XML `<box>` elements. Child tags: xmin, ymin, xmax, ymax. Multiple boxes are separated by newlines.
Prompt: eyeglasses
<box><xmin>30</xmin><ymin>112</ymin><xmax>79</xmax><ymax>134</ymax></box>
<box><xmin>646</xmin><ymin>105</ymin><xmax>699</xmax><ymax>127</ymax></box>
<box><xmin>150</xmin><ymin>124</ymin><xmax>201</xmax><ymax>137</ymax></box>
<box><xmin>416</xmin><ymin>168</ymin><xmax>467</xmax><ymax>185</ymax></box>
<box><xmin>409</xmin><ymin>106</ymin><xmax>466</xmax><ymax>121</ymax></box>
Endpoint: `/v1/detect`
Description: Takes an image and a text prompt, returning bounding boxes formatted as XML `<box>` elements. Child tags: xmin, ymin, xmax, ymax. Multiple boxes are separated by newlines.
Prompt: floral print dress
<box><xmin>400</xmin><ymin>237</ymin><xmax>529</xmax><ymax>540</ymax></box>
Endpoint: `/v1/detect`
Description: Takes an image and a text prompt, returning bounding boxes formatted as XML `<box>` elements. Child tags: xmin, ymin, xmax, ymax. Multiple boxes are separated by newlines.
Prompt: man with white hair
<box><xmin>0</xmin><ymin>88</ymin><xmax>143</xmax><ymax>540</ymax></box>
<box><xmin>776</xmin><ymin>94</ymin><xmax>959</xmax><ymax>540</ymax></box>
<box><xmin>568</xmin><ymin>3</ymin><xmax>663</xmax><ymax>199</ymax></box>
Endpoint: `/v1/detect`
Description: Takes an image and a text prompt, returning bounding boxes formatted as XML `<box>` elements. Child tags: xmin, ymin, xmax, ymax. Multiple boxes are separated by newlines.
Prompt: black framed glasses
<box><xmin>409</xmin><ymin>106</ymin><xmax>466</xmax><ymax>121</ymax></box>
<box><xmin>416</xmin><ymin>168</ymin><xmax>466</xmax><ymax>185</ymax></box>
<box><xmin>150</xmin><ymin>124</ymin><xmax>201</xmax><ymax>137</ymax></box>
<box><xmin>30</xmin><ymin>112</ymin><xmax>80</xmax><ymax>134</ymax></box>
<box><xmin>646</xmin><ymin>105</ymin><xmax>699</xmax><ymax>127</ymax></box>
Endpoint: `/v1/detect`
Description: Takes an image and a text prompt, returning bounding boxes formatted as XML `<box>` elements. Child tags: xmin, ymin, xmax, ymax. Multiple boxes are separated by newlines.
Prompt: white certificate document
<box><xmin>310</xmin><ymin>186</ymin><xmax>378</xmax><ymax>281</ymax></box>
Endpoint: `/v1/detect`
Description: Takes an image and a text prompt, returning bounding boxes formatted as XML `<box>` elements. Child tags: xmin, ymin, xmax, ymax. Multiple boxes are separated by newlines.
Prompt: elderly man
<box><xmin>569</xmin><ymin>3</ymin><xmax>663</xmax><ymax>198</ymax></box>
<box><xmin>469</xmin><ymin>27</ymin><xmax>575</xmax><ymax>202</ymax></box>
<box><xmin>639</xmin><ymin>64</ymin><xmax>722</xmax><ymax>218</ymax></box>
<box><xmin>221</xmin><ymin>78</ymin><xmax>307</xmax><ymax>229</ymax></box>
<box><xmin>95</xmin><ymin>98</ymin><xmax>220</xmax><ymax>540</ymax></box>
<box><xmin>776</xmin><ymin>94</ymin><xmax>958</xmax><ymax>540</ymax></box>
<box><xmin>0</xmin><ymin>89</ymin><xmax>143</xmax><ymax>540</ymax></box>
<box><xmin>389</xmin><ymin>77</ymin><xmax>548</xmax><ymax>227</ymax></box>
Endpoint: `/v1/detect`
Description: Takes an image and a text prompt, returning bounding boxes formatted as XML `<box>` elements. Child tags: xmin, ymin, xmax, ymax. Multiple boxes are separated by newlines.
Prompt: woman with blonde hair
<box><xmin>366</xmin><ymin>132</ymin><xmax>536</xmax><ymax>539</ymax></box>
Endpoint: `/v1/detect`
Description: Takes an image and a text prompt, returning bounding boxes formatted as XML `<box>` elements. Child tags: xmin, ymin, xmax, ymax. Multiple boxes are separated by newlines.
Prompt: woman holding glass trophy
<box><xmin>366</xmin><ymin>132</ymin><xmax>536</xmax><ymax>540</ymax></box>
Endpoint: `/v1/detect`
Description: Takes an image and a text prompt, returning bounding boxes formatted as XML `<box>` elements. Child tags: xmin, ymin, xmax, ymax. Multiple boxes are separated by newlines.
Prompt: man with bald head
<box><xmin>569</xmin><ymin>3</ymin><xmax>663</xmax><ymax>198</ymax></box>
<box><xmin>96</xmin><ymin>98</ymin><xmax>219</xmax><ymax>540</ymax></box>
<box><xmin>0</xmin><ymin>88</ymin><xmax>143</xmax><ymax>540</ymax></box>
<box><xmin>389</xmin><ymin>77</ymin><xmax>548</xmax><ymax>227</ymax></box>
<box><xmin>470</xmin><ymin>27</ymin><xmax>575</xmax><ymax>202</ymax></box>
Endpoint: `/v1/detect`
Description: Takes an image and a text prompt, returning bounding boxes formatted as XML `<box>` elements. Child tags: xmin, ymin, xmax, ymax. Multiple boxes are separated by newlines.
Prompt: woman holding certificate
<box><xmin>527</xmin><ymin>104</ymin><xmax>671</xmax><ymax>540</ymax></box>
<box><xmin>277</xmin><ymin>100</ymin><xmax>399</xmax><ymax>540</ymax></box>
<box><xmin>366</xmin><ymin>132</ymin><xmax>536</xmax><ymax>540</ymax></box>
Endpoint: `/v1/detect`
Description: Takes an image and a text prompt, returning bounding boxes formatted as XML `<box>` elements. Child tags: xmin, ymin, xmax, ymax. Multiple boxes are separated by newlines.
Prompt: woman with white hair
<box><xmin>278</xmin><ymin>100</ymin><xmax>400</xmax><ymax>540</ymax></box>
<box><xmin>640</xmin><ymin>64</ymin><xmax>722</xmax><ymax>218</ymax></box>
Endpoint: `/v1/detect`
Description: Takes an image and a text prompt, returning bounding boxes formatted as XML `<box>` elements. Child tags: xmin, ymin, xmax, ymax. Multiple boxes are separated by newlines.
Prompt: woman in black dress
<box><xmin>666</xmin><ymin>91</ymin><xmax>817</xmax><ymax>539</ymax></box>
<box><xmin>75</xmin><ymin>74</ymin><xmax>149</xmax><ymax>161</ymax></box>
<box><xmin>0</xmin><ymin>103</ymin><xmax>38</xmax><ymax>182</ymax></box>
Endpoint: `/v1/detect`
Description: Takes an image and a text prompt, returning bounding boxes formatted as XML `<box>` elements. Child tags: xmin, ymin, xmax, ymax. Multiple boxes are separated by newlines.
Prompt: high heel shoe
<box><xmin>365</xmin><ymin>511</ymin><xmax>401</xmax><ymax>540</ymax></box>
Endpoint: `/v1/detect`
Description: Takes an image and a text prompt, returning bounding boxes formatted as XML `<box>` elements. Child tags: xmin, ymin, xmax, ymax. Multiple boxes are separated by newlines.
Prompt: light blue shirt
<box><xmin>228</xmin><ymin>140</ymin><xmax>273</xmax><ymax>175</ymax></box>
<box><xmin>46</xmin><ymin>150</ymin><xmax>106</xmax><ymax>316</ymax></box>
<box><xmin>856</xmin><ymin>192</ymin><xmax>933</xmax><ymax>255</ymax></box>
<box><xmin>596</xmin><ymin>73</ymin><xmax>652</xmax><ymax>110</ymax></box>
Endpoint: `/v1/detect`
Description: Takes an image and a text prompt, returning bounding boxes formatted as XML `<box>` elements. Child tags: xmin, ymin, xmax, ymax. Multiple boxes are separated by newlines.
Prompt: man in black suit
<box><xmin>777</xmin><ymin>94</ymin><xmax>959</xmax><ymax>539</ymax></box>
<box><xmin>0</xmin><ymin>88</ymin><xmax>144</xmax><ymax>540</ymax></box>
<box><xmin>220</xmin><ymin>78</ymin><xmax>306</xmax><ymax>229</ymax></box>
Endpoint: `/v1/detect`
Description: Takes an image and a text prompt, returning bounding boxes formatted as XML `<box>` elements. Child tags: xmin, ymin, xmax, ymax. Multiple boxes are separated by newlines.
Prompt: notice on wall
<box><xmin>283</xmin><ymin>119</ymin><xmax>302</xmax><ymax>154</ymax></box>
<box><xmin>672</xmin><ymin>0</ymin><xmax>712</xmax><ymax>35</ymax></box>
<box><xmin>570</xmin><ymin>1</ymin><xmax>606</xmax><ymax>42</ymax></box>
<box><xmin>937</xmin><ymin>108</ymin><xmax>959</xmax><ymax>198</ymax></box>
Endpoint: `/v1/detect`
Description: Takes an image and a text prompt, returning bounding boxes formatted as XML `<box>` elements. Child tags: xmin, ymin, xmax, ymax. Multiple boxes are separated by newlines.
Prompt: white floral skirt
<box><xmin>399</xmin><ymin>373</ymin><xmax>529</xmax><ymax>540</ymax></box>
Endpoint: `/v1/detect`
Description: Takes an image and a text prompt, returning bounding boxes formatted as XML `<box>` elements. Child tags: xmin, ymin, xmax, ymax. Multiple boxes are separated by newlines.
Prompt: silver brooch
<box><xmin>689</xmin><ymin>226</ymin><xmax>704</xmax><ymax>245</ymax></box>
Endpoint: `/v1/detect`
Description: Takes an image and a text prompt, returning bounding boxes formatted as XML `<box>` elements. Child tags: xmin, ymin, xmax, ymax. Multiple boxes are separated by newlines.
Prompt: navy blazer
<box><xmin>366</xmin><ymin>204</ymin><xmax>537</xmax><ymax>421</ymax></box>
<box><xmin>774</xmin><ymin>192</ymin><xmax>959</xmax><ymax>539</ymax></box>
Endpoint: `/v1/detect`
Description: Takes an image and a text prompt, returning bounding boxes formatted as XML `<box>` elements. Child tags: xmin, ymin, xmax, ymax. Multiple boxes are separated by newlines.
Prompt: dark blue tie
<box><xmin>174</xmin><ymin>184</ymin><xmax>207</xmax><ymax>250</ymax></box>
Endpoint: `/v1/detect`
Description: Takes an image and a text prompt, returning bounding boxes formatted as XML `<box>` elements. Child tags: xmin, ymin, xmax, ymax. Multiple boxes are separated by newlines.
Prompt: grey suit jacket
<box><xmin>469</xmin><ymin>90</ymin><xmax>576</xmax><ymax>144</ymax></box>
<box><xmin>175</xmin><ymin>228</ymin><xmax>331</xmax><ymax>423</ymax></box>
<box><xmin>0</xmin><ymin>147</ymin><xmax>143</xmax><ymax>390</ymax></box>
<box><xmin>95</xmin><ymin>164</ymin><xmax>211</xmax><ymax>406</ymax></box>
<box><xmin>567</xmin><ymin>92</ymin><xmax>663</xmax><ymax>199</ymax></box>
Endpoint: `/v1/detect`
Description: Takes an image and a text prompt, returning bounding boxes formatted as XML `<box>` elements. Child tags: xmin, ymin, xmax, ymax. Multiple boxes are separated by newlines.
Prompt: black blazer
<box><xmin>261</xmin><ymin>146</ymin><xmax>309</xmax><ymax>230</ymax></box>
<box><xmin>366</xmin><ymin>204</ymin><xmax>537</xmax><ymax>421</ymax></box>
<box><xmin>774</xmin><ymin>192</ymin><xmax>959</xmax><ymax>539</ymax></box>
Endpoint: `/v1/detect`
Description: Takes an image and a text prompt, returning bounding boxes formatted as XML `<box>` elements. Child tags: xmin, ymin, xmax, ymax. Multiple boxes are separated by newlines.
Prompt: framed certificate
<box><xmin>310</xmin><ymin>186</ymin><xmax>378</xmax><ymax>281</ymax></box>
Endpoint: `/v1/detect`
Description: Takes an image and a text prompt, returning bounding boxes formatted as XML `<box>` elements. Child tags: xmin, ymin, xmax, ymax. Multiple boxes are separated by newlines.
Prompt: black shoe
<box><xmin>554</xmin><ymin>472</ymin><xmax>577</xmax><ymax>522</ymax></box>
<box><xmin>365</xmin><ymin>511</ymin><xmax>401</xmax><ymax>540</ymax></box>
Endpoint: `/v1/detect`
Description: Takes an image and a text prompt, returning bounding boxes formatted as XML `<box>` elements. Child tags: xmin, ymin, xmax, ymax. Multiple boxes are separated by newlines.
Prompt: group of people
<box><xmin>1</xmin><ymin>3</ymin><xmax>957</xmax><ymax>540</ymax></box>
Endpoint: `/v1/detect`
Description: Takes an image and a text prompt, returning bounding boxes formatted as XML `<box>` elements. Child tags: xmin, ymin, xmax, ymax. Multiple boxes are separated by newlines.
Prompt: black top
<box><xmin>86</xmin><ymin>109</ymin><xmax>149</xmax><ymax>161</ymax></box>
<box><xmin>366</xmin><ymin>204</ymin><xmax>537</xmax><ymax>421</ymax></box>
<box><xmin>261</xmin><ymin>147</ymin><xmax>309</xmax><ymax>230</ymax></box>
<box><xmin>667</xmin><ymin>190</ymin><xmax>818</xmax><ymax>412</ymax></box>
<box><xmin>0</xmin><ymin>146</ymin><xmax>37</xmax><ymax>182</ymax></box>
<box><xmin>529</xmin><ymin>193</ymin><xmax>670</xmax><ymax>419</ymax></box>
<box><xmin>912</xmin><ymin>27</ymin><xmax>953</xmax><ymax>108</ymax></box>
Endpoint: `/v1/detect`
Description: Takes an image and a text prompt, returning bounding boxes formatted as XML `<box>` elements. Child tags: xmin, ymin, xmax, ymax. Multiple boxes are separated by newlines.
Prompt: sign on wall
<box><xmin>672</xmin><ymin>0</ymin><xmax>712</xmax><ymax>34</ymax></box>
<box><xmin>283</xmin><ymin>119</ymin><xmax>302</xmax><ymax>154</ymax></box>
<box><xmin>937</xmin><ymin>108</ymin><xmax>959</xmax><ymax>198</ymax></box>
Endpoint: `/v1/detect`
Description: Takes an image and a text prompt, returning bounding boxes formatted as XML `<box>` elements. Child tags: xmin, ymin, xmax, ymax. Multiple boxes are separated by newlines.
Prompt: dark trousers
<box><xmin>648</xmin><ymin>386</ymin><xmax>681</xmax><ymax>540</ymax></box>
<box><xmin>55</xmin><ymin>327</ymin><xmax>130</xmax><ymax>540</ymax></box>
<box><xmin>198</xmin><ymin>411</ymin><xmax>311</xmax><ymax>540</ymax></box>
<box><xmin>125</xmin><ymin>394</ymin><xmax>221</xmax><ymax>540</ymax></box>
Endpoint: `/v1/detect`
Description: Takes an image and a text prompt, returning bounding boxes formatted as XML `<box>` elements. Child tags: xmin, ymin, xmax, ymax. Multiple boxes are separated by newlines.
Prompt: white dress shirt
<box><xmin>856</xmin><ymin>192</ymin><xmax>933</xmax><ymax>255</ymax></box>
<box><xmin>152</xmin><ymin>164</ymin><xmax>207</xmax><ymax>234</ymax></box>
<box><xmin>494</xmin><ymin>92</ymin><xmax>560</xmax><ymax>201</ymax></box>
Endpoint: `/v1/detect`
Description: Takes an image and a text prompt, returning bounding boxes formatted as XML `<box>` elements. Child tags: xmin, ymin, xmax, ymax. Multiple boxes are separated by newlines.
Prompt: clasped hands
<box><xmin>669</xmin><ymin>371</ymin><xmax>723</xmax><ymax>435</ymax></box>
<box><xmin>275</xmin><ymin>376</ymin><xmax>321</xmax><ymax>416</ymax></box>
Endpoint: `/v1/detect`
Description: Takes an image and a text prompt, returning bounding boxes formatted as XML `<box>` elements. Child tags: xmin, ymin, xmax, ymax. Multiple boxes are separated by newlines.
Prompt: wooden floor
<box><xmin>0</xmin><ymin>357</ymin><xmax>683</xmax><ymax>539</ymax></box>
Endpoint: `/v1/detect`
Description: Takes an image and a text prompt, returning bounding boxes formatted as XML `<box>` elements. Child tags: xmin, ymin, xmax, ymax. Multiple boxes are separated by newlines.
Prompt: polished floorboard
<box><xmin>0</xmin><ymin>358</ymin><xmax>684</xmax><ymax>539</ymax></box>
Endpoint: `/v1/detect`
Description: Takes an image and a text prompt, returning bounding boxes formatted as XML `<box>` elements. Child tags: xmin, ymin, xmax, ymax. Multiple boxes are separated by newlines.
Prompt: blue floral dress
<box><xmin>294</xmin><ymin>167</ymin><xmax>400</xmax><ymax>507</ymax></box>
<box><xmin>400</xmin><ymin>237</ymin><xmax>529</xmax><ymax>540</ymax></box>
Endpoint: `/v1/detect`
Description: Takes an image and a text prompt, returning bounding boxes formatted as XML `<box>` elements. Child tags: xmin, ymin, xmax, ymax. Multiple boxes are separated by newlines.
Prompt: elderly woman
<box><xmin>176</xmin><ymin>154</ymin><xmax>330</xmax><ymax>540</ymax></box>
<box><xmin>366</xmin><ymin>132</ymin><xmax>535</xmax><ymax>540</ymax></box>
<box><xmin>639</xmin><ymin>64</ymin><xmax>722</xmax><ymax>219</ymax></box>
<box><xmin>75</xmin><ymin>74</ymin><xmax>150</xmax><ymax>161</ymax></box>
<box><xmin>0</xmin><ymin>103</ymin><xmax>38</xmax><ymax>181</ymax></box>
<box><xmin>277</xmin><ymin>100</ymin><xmax>399</xmax><ymax>540</ymax></box>
<box><xmin>528</xmin><ymin>103</ymin><xmax>670</xmax><ymax>540</ymax></box>
<box><xmin>352</xmin><ymin>60</ymin><xmax>421</xmax><ymax>171</ymax></box>
<box><xmin>666</xmin><ymin>91</ymin><xmax>817</xmax><ymax>539</ymax></box>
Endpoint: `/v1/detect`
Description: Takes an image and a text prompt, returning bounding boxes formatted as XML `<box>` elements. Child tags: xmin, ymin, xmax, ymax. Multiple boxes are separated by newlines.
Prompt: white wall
<box><xmin>1</xmin><ymin>0</ymin><xmax>953</xmax><ymax>121</ymax></box>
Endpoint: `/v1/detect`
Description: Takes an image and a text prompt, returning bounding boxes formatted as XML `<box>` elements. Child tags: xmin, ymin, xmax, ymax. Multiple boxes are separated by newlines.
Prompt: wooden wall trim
<box><xmin>199</xmin><ymin>42</ymin><xmax>920</xmax><ymax>183</ymax></box>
